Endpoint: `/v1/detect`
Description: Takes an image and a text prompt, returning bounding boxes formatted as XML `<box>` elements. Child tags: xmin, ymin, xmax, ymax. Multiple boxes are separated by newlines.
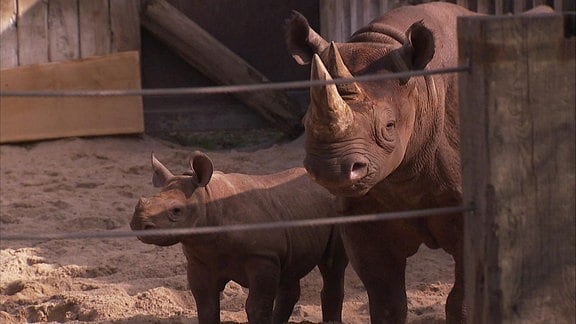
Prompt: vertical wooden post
<box><xmin>459</xmin><ymin>13</ymin><xmax>575</xmax><ymax>323</ymax></box>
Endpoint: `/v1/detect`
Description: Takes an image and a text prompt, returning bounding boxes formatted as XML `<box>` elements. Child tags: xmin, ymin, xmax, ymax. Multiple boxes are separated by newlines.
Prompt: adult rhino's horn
<box><xmin>308</xmin><ymin>54</ymin><xmax>354</xmax><ymax>139</ymax></box>
<box><xmin>326</xmin><ymin>42</ymin><xmax>363</xmax><ymax>100</ymax></box>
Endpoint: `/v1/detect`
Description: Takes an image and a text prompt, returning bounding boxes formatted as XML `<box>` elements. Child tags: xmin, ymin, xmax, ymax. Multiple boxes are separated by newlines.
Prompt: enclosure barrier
<box><xmin>1</xmin><ymin>11</ymin><xmax>575</xmax><ymax>324</ymax></box>
<box><xmin>0</xmin><ymin>66</ymin><xmax>467</xmax><ymax>97</ymax></box>
<box><xmin>459</xmin><ymin>13</ymin><xmax>575</xmax><ymax>324</ymax></box>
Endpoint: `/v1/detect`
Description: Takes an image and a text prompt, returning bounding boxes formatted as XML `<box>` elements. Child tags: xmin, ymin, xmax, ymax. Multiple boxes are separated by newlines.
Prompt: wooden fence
<box><xmin>320</xmin><ymin>0</ymin><xmax>572</xmax><ymax>41</ymax></box>
<box><xmin>459</xmin><ymin>13</ymin><xmax>575</xmax><ymax>322</ymax></box>
<box><xmin>0</xmin><ymin>0</ymin><xmax>140</xmax><ymax>68</ymax></box>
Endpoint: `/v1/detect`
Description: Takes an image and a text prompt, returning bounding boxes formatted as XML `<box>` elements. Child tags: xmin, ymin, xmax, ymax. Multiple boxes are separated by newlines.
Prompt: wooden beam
<box><xmin>459</xmin><ymin>13</ymin><xmax>575</xmax><ymax>323</ymax></box>
<box><xmin>0</xmin><ymin>51</ymin><xmax>144</xmax><ymax>143</ymax></box>
<box><xmin>140</xmin><ymin>0</ymin><xmax>302</xmax><ymax>136</ymax></box>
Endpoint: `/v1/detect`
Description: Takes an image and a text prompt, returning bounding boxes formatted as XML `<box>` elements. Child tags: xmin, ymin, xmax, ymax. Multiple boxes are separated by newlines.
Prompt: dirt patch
<box><xmin>0</xmin><ymin>135</ymin><xmax>454</xmax><ymax>323</ymax></box>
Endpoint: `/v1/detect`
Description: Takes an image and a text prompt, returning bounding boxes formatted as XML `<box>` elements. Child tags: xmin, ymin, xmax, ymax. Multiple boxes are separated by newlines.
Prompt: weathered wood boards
<box><xmin>318</xmin><ymin>0</ymin><xmax>569</xmax><ymax>42</ymax></box>
<box><xmin>140</xmin><ymin>0</ymin><xmax>302</xmax><ymax>135</ymax></box>
<box><xmin>0</xmin><ymin>0</ymin><xmax>140</xmax><ymax>68</ymax></box>
<box><xmin>0</xmin><ymin>51</ymin><xmax>144</xmax><ymax>143</ymax></box>
<box><xmin>459</xmin><ymin>13</ymin><xmax>575</xmax><ymax>323</ymax></box>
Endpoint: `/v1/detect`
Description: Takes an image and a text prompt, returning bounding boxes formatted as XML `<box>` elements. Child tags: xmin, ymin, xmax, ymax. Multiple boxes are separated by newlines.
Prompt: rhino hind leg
<box><xmin>273</xmin><ymin>280</ymin><xmax>301</xmax><ymax>323</ymax></box>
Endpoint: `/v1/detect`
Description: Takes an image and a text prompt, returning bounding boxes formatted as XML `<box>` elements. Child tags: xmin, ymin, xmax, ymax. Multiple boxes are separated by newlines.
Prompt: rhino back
<box><xmin>363</xmin><ymin>2</ymin><xmax>477</xmax><ymax>68</ymax></box>
<box><xmin>194</xmin><ymin>168</ymin><xmax>336</xmax><ymax>276</ymax></box>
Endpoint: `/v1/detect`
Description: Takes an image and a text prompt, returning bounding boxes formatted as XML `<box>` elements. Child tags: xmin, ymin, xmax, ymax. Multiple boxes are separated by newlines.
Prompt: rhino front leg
<box><xmin>245</xmin><ymin>258</ymin><xmax>281</xmax><ymax>323</ymax></box>
<box><xmin>273</xmin><ymin>280</ymin><xmax>301</xmax><ymax>323</ymax></box>
<box><xmin>187</xmin><ymin>266</ymin><xmax>222</xmax><ymax>324</ymax></box>
<box><xmin>342</xmin><ymin>224</ymin><xmax>409</xmax><ymax>324</ymax></box>
<box><xmin>446</xmin><ymin>246</ymin><xmax>466</xmax><ymax>323</ymax></box>
<box><xmin>361</xmin><ymin>256</ymin><xmax>408</xmax><ymax>324</ymax></box>
<box><xmin>318</xmin><ymin>233</ymin><xmax>348</xmax><ymax>323</ymax></box>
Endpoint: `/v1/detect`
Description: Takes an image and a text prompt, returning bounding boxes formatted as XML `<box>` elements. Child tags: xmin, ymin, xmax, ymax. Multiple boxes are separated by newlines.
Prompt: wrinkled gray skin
<box><xmin>130</xmin><ymin>152</ymin><xmax>348</xmax><ymax>324</ymax></box>
<box><xmin>285</xmin><ymin>3</ymin><xmax>481</xmax><ymax>323</ymax></box>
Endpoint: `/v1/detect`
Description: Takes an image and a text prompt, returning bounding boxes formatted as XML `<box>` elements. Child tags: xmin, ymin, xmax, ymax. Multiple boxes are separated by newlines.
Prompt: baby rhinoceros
<box><xmin>130</xmin><ymin>151</ymin><xmax>348</xmax><ymax>324</ymax></box>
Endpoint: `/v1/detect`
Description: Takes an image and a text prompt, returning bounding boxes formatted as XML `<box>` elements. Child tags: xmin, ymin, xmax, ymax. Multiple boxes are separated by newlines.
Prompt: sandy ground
<box><xmin>0</xmin><ymin>135</ymin><xmax>454</xmax><ymax>323</ymax></box>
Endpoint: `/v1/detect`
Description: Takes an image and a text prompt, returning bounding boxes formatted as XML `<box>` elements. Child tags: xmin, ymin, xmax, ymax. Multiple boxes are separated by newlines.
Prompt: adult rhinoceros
<box><xmin>286</xmin><ymin>2</ymin><xmax>477</xmax><ymax>323</ymax></box>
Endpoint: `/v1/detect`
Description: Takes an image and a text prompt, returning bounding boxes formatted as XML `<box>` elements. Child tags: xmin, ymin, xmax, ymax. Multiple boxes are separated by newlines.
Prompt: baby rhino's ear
<box><xmin>151</xmin><ymin>153</ymin><xmax>174</xmax><ymax>188</ymax></box>
<box><xmin>189</xmin><ymin>151</ymin><xmax>214</xmax><ymax>187</ymax></box>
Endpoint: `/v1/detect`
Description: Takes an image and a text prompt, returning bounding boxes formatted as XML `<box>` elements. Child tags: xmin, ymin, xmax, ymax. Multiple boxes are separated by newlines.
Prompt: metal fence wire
<box><xmin>0</xmin><ymin>64</ymin><xmax>472</xmax><ymax>241</ymax></box>
<box><xmin>0</xmin><ymin>66</ymin><xmax>469</xmax><ymax>97</ymax></box>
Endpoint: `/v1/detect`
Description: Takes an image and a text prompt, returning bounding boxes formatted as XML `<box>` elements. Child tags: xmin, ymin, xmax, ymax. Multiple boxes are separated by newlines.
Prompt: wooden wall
<box><xmin>320</xmin><ymin>0</ymin><xmax>573</xmax><ymax>41</ymax></box>
<box><xmin>0</xmin><ymin>0</ymin><xmax>140</xmax><ymax>69</ymax></box>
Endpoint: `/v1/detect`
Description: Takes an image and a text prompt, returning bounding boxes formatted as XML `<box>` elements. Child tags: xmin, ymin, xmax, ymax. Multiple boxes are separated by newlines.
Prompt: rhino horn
<box><xmin>308</xmin><ymin>54</ymin><xmax>354</xmax><ymax>139</ymax></box>
<box><xmin>326</xmin><ymin>42</ymin><xmax>363</xmax><ymax>100</ymax></box>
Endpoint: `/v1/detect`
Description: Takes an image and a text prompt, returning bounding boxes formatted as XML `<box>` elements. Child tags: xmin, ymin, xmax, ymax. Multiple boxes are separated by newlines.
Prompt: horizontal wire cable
<box><xmin>0</xmin><ymin>65</ymin><xmax>473</xmax><ymax>242</ymax></box>
<box><xmin>0</xmin><ymin>66</ymin><xmax>469</xmax><ymax>98</ymax></box>
<box><xmin>0</xmin><ymin>204</ymin><xmax>474</xmax><ymax>241</ymax></box>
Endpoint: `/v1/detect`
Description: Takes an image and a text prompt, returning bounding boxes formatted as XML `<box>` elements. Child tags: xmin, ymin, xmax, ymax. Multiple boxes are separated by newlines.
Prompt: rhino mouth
<box><xmin>309</xmin><ymin>171</ymin><xmax>375</xmax><ymax>197</ymax></box>
<box><xmin>327</xmin><ymin>181</ymin><xmax>372</xmax><ymax>197</ymax></box>
<box><xmin>137</xmin><ymin>234</ymin><xmax>180</xmax><ymax>246</ymax></box>
<box><xmin>132</xmin><ymin>222</ymin><xmax>180</xmax><ymax>246</ymax></box>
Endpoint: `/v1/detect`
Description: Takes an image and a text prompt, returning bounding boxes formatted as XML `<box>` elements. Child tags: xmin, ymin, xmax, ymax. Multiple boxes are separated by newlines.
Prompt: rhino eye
<box><xmin>385</xmin><ymin>121</ymin><xmax>395</xmax><ymax>130</ymax></box>
<box><xmin>166</xmin><ymin>207</ymin><xmax>183</xmax><ymax>222</ymax></box>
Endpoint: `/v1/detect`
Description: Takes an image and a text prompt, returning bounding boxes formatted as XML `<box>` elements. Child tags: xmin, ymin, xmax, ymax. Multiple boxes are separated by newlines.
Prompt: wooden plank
<box><xmin>48</xmin><ymin>0</ymin><xmax>80</xmax><ymax>62</ymax></box>
<box><xmin>141</xmin><ymin>0</ymin><xmax>302</xmax><ymax>135</ymax></box>
<box><xmin>458</xmin><ymin>14</ymin><xmax>575</xmax><ymax>323</ymax></box>
<box><xmin>319</xmin><ymin>0</ymin><xmax>350</xmax><ymax>42</ymax></box>
<box><xmin>0</xmin><ymin>51</ymin><xmax>144</xmax><ymax>143</ymax></box>
<box><xmin>363</xmin><ymin>0</ymin><xmax>379</xmax><ymax>26</ymax></box>
<box><xmin>17</xmin><ymin>0</ymin><xmax>49</xmax><ymax>65</ymax></box>
<box><xmin>79</xmin><ymin>0</ymin><xmax>110</xmax><ymax>58</ymax></box>
<box><xmin>378</xmin><ymin>0</ymin><xmax>395</xmax><ymax>14</ymax></box>
<box><xmin>0</xmin><ymin>0</ymin><xmax>18</xmax><ymax>68</ymax></box>
<box><xmin>477</xmin><ymin>0</ymin><xmax>493</xmax><ymax>14</ymax></box>
<box><xmin>110</xmin><ymin>0</ymin><xmax>141</xmax><ymax>52</ymax></box>
<box><xmin>514</xmin><ymin>0</ymin><xmax>527</xmax><ymax>13</ymax></box>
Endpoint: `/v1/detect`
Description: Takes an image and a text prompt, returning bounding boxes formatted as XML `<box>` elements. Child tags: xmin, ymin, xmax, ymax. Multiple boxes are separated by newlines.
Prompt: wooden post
<box><xmin>141</xmin><ymin>0</ymin><xmax>303</xmax><ymax>136</ymax></box>
<box><xmin>459</xmin><ymin>13</ymin><xmax>575</xmax><ymax>323</ymax></box>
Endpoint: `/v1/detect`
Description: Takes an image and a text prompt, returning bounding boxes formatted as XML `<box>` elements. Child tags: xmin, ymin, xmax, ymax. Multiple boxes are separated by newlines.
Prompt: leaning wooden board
<box><xmin>0</xmin><ymin>51</ymin><xmax>143</xmax><ymax>143</ymax></box>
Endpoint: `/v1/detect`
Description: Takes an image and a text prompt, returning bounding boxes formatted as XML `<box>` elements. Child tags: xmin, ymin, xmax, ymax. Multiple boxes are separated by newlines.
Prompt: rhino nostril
<box><xmin>143</xmin><ymin>224</ymin><xmax>156</xmax><ymax>230</ymax></box>
<box><xmin>349</xmin><ymin>162</ymin><xmax>368</xmax><ymax>180</ymax></box>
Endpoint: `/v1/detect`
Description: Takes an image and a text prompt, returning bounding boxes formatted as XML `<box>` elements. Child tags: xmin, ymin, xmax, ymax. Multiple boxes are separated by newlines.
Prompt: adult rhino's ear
<box><xmin>391</xmin><ymin>21</ymin><xmax>435</xmax><ymax>84</ymax></box>
<box><xmin>285</xmin><ymin>10</ymin><xmax>329</xmax><ymax>65</ymax></box>
<box><xmin>189</xmin><ymin>151</ymin><xmax>213</xmax><ymax>187</ymax></box>
<box><xmin>151</xmin><ymin>153</ymin><xmax>174</xmax><ymax>188</ymax></box>
<box><xmin>406</xmin><ymin>21</ymin><xmax>435</xmax><ymax>70</ymax></box>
